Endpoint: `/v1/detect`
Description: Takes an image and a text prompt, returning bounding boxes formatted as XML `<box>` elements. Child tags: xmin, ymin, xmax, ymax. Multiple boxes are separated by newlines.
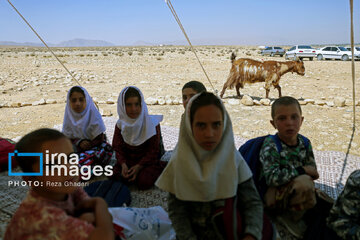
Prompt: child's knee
<box><xmin>136</xmin><ymin>169</ymin><xmax>156</xmax><ymax>190</ymax></box>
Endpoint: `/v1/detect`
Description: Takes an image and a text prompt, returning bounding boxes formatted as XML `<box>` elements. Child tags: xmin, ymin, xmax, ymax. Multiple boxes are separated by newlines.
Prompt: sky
<box><xmin>0</xmin><ymin>0</ymin><xmax>359</xmax><ymax>46</ymax></box>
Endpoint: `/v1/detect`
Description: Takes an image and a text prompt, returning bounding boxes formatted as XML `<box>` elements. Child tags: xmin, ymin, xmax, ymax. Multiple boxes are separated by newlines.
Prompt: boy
<box><xmin>4</xmin><ymin>128</ymin><xmax>114</xmax><ymax>240</ymax></box>
<box><xmin>259</xmin><ymin>96</ymin><xmax>319</xmax><ymax>238</ymax></box>
<box><xmin>182</xmin><ymin>81</ymin><xmax>206</xmax><ymax>109</ymax></box>
<box><xmin>327</xmin><ymin>170</ymin><xmax>360</xmax><ymax>239</ymax></box>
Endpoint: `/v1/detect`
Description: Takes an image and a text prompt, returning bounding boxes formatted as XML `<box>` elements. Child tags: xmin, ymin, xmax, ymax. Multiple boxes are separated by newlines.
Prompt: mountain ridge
<box><xmin>0</xmin><ymin>38</ymin><xmax>115</xmax><ymax>47</ymax></box>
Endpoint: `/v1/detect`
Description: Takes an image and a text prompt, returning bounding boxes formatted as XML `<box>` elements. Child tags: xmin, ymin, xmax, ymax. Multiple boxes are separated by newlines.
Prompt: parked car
<box><xmin>346</xmin><ymin>46</ymin><xmax>360</xmax><ymax>59</ymax></box>
<box><xmin>261</xmin><ymin>46</ymin><xmax>285</xmax><ymax>57</ymax></box>
<box><xmin>285</xmin><ymin>45</ymin><xmax>316</xmax><ymax>61</ymax></box>
<box><xmin>316</xmin><ymin>46</ymin><xmax>358</xmax><ymax>61</ymax></box>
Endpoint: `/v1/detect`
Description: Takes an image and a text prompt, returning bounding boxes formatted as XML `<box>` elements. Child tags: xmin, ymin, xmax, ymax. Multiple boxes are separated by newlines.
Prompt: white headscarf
<box><xmin>156</xmin><ymin>92</ymin><xmax>252</xmax><ymax>202</ymax></box>
<box><xmin>62</xmin><ymin>86</ymin><xmax>106</xmax><ymax>140</ymax></box>
<box><xmin>116</xmin><ymin>86</ymin><xmax>163</xmax><ymax>146</ymax></box>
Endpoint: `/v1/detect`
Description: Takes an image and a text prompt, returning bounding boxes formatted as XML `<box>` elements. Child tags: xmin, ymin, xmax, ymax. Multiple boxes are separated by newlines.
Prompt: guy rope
<box><xmin>7</xmin><ymin>0</ymin><xmax>100</xmax><ymax>109</ymax></box>
<box><xmin>165</xmin><ymin>0</ymin><xmax>216</xmax><ymax>94</ymax></box>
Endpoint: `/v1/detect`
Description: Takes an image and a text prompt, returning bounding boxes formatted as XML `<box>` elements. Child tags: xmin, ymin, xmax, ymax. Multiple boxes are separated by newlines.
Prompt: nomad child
<box><xmin>4</xmin><ymin>128</ymin><xmax>114</xmax><ymax>240</ymax></box>
<box><xmin>156</xmin><ymin>92</ymin><xmax>263</xmax><ymax>240</ymax></box>
<box><xmin>62</xmin><ymin>86</ymin><xmax>115</xmax><ymax>176</ymax></box>
<box><xmin>112</xmin><ymin>86</ymin><xmax>165</xmax><ymax>190</ymax></box>
<box><xmin>181</xmin><ymin>80</ymin><xmax>207</xmax><ymax>109</ymax></box>
<box><xmin>259</xmin><ymin>96</ymin><xmax>319</xmax><ymax>238</ymax></box>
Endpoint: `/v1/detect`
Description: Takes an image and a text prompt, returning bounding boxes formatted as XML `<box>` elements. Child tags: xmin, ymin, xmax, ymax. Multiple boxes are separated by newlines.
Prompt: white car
<box><xmin>316</xmin><ymin>46</ymin><xmax>358</xmax><ymax>61</ymax></box>
<box><xmin>285</xmin><ymin>45</ymin><xmax>316</xmax><ymax>61</ymax></box>
<box><xmin>346</xmin><ymin>47</ymin><xmax>360</xmax><ymax>59</ymax></box>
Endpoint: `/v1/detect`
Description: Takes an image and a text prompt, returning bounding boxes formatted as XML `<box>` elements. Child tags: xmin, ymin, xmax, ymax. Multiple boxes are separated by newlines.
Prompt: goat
<box><xmin>220</xmin><ymin>53</ymin><xmax>305</xmax><ymax>99</ymax></box>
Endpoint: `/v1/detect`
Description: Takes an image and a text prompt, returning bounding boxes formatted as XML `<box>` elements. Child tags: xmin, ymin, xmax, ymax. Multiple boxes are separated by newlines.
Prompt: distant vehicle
<box><xmin>261</xmin><ymin>46</ymin><xmax>285</xmax><ymax>57</ymax></box>
<box><xmin>316</xmin><ymin>46</ymin><xmax>358</xmax><ymax>61</ymax></box>
<box><xmin>346</xmin><ymin>47</ymin><xmax>360</xmax><ymax>59</ymax></box>
<box><xmin>285</xmin><ymin>45</ymin><xmax>316</xmax><ymax>61</ymax></box>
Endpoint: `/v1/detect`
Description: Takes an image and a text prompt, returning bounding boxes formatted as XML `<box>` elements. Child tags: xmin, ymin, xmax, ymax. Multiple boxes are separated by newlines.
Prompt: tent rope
<box><xmin>7</xmin><ymin>0</ymin><xmax>100</xmax><ymax>109</ymax></box>
<box><xmin>7</xmin><ymin>0</ymin><xmax>81</xmax><ymax>87</ymax></box>
<box><xmin>165</xmin><ymin>0</ymin><xmax>217</xmax><ymax>94</ymax></box>
<box><xmin>337</xmin><ymin>0</ymin><xmax>357</xmax><ymax>192</ymax></box>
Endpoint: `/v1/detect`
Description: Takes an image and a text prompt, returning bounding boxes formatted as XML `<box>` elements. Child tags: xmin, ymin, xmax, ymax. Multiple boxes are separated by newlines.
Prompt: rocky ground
<box><xmin>0</xmin><ymin>45</ymin><xmax>359</xmax><ymax>156</ymax></box>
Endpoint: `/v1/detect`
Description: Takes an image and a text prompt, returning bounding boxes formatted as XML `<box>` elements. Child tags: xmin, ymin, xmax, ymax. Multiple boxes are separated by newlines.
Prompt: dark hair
<box><xmin>182</xmin><ymin>81</ymin><xmax>207</xmax><ymax>93</ymax></box>
<box><xmin>69</xmin><ymin>86</ymin><xmax>85</xmax><ymax>99</ymax></box>
<box><xmin>124</xmin><ymin>87</ymin><xmax>141</xmax><ymax>105</ymax></box>
<box><xmin>15</xmin><ymin>128</ymin><xmax>67</xmax><ymax>173</ymax></box>
<box><xmin>190</xmin><ymin>92</ymin><xmax>224</xmax><ymax>124</ymax></box>
<box><xmin>271</xmin><ymin>96</ymin><xmax>302</xmax><ymax>119</ymax></box>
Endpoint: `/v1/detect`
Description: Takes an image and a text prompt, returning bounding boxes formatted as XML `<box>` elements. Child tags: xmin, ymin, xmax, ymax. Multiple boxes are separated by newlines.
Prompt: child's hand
<box><xmin>79</xmin><ymin>212</ymin><xmax>96</xmax><ymax>225</ymax></box>
<box><xmin>121</xmin><ymin>163</ymin><xmax>129</xmax><ymax>178</ymax></box>
<box><xmin>127</xmin><ymin>164</ymin><xmax>143</xmax><ymax>182</ymax></box>
<box><xmin>303</xmin><ymin>166</ymin><xmax>319</xmax><ymax>180</ymax></box>
<box><xmin>80</xmin><ymin>197</ymin><xmax>114</xmax><ymax>240</ymax></box>
<box><xmin>79</xmin><ymin>140</ymin><xmax>92</xmax><ymax>150</ymax></box>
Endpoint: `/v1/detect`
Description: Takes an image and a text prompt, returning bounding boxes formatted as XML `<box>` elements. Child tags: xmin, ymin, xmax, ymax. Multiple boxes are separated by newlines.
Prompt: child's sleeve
<box><xmin>73</xmin><ymin>187</ymin><xmax>90</xmax><ymax>205</ymax></box>
<box><xmin>138</xmin><ymin>124</ymin><xmax>161</xmax><ymax>166</ymax></box>
<box><xmin>327</xmin><ymin>170</ymin><xmax>360</xmax><ymax>240</ymax></box>
<box><xmin>168</xmin><ymin>193</ymin><xmax>197</xmax><ymax>240</ymax></box>
<box><xmin>112</xmin><ymin>125</ymin><xmax>127</xmax><ymax>165</ymax></box>
<box><xmin>259</xmin><ymin>137</ymin><xmax>301</xmax><ymax>187</ymax></box>
<box><xmin>237</xmin><ymin>178</ymin><xmax>263</xmax><ymax>240</ymax></box>
<box><xmin>304</xmin><ymin>141</ymin><xmax>317</xmax><ymax>168</ymax></box>
<box><xmin>51</xmin><ymin>214</ymin><xmax>95</xmax><ymax>240</ymax></box>
<box><xmin>90</xmin><ymin>133</ymin><xmax>105</xmax><ymax>148</ymax></box>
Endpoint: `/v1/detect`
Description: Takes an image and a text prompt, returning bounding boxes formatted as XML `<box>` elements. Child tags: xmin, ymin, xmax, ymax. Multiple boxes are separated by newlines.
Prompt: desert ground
<box><xmin>0</xmin><ymin>45</ymin><xmax>359</xmax><ymax>156</ymax></box>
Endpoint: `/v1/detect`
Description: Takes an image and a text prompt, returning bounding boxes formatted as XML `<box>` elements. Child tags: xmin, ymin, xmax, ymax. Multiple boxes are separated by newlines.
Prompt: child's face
<box><xmin>70</xmin><ymin>91</ymin><xmax>86</xmax><ymax>113</ymax></box>
<box><xmin>191</xmin><ymin>104</ymin><xmax>223</xmax><ymax>151</ymax></box>
<box><xmin>271</xmin><ymin>104</ymin><xmax>304</xmax><ymax>145</ymax></box>
<box><xmin>125</xmin><ymin>96</ymin><xmax>141</xmax><ymax>119</ymax></box>
<box><xmin>182</xmin><ymin>88</ymin><xmax>198</xmax><ymax>109</ymax></box>
<box><xmin>31</xmin><ymin>137</ymin><xmax>79</xmax><ymax>201</ymax></box>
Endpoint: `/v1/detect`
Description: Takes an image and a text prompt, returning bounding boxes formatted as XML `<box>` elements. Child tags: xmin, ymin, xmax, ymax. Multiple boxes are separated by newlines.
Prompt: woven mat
<box><xmin>0</xmin><ymin>117</ymin><xmax>359</xmax><ymax>239</ymax></box>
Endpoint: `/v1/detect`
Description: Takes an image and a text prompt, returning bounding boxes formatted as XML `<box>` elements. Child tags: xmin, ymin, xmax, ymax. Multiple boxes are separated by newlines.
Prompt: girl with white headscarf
<box><xmin>156</xmin><ymin>92</ymin><xmax>264</xmax><ymax>240</ymax></box>
<box><xmin>112</xmin><ymin>86</ymin><xmax>166</xmax><ymax>190</ymax></box>
<box><xmin>62</xmin><ymin>86</ymin><xmax>114</xmax><ymax>172</ymax></box>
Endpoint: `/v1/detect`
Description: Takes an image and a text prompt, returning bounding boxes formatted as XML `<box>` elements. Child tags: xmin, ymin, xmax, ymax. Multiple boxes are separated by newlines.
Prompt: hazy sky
<box><xmin>1</xmin><ymin>0</ymin><xmax>359</xmax><ymax>46</ymax></box>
